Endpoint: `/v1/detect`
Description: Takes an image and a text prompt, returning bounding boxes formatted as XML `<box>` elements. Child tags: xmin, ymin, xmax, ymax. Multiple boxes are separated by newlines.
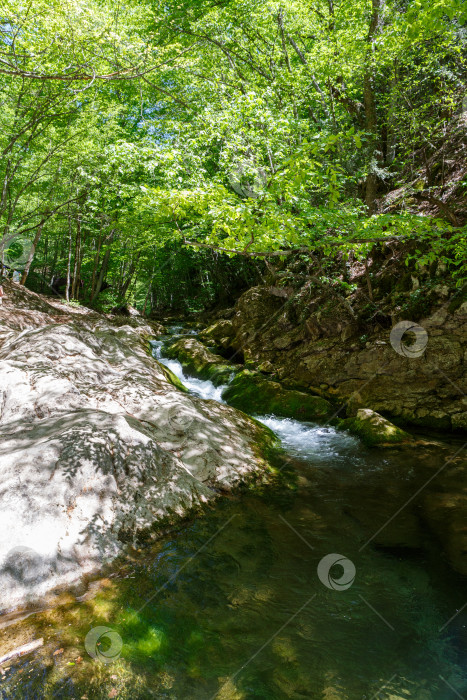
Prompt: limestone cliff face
<box><xmin>0</xmin><ymin>282</ymin><xmax>276</xmax><ymax>611</ymax></box>
<box><xmin>204</xmin><ymin>281</ymin><xmax>467</xmax><ymax>433</ymax></box>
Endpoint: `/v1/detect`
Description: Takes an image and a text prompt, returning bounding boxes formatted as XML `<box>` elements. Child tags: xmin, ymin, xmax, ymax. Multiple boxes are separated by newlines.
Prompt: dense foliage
<box><xmin>1</xmin><ymin>0</ymin><xmax>466</xmax><ymax>312</ymax></box>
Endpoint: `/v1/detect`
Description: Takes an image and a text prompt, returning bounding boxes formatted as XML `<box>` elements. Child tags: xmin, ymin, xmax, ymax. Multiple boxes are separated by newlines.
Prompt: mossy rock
<box><xmin>341</xmin><ymin>409</ymin><xmax>412</xmax><ymax>447</ymax></box>
<box><xmin>158</xmin><ymin>363</ymin><xmax>189</xmax><ymax>393</ymax></box>
<box><xmin>199</xmin><ymin>319</ymin><xmax>235</xmax><ymax>348</ymax></box>
<box><xmin>221</xmin><ymin>369</ymin><xmax>334</xmax><ymax>421</ymax></box>
<box><xmin>164</xmin><ymin>337</ymin><xmax>236</xmax><ymax>386</ymax></box>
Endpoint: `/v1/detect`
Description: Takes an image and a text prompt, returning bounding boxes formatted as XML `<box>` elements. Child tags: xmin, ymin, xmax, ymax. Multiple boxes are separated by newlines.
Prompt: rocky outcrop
<box><xmin>211</xmin><ymin>284</ymin><xmax>467</xmax><ymax>432</ymax></box>
<box><xmin>0</xmin><ymin>282</ymin><xmax>277</xmax><ymax>611</ymax></box>
<box><xmin>198</xmin><ymin>274</ymin><xmax>467</xmax><ymax>576</ymax></box>
<box><xmin>164</xmin><ymin>337</ymin><xmax>236</xmax><ymax>386</ymax></box>
<box><xmin>222</xmin><ymin>369</ymin><xmax>334</xmax><ymax>420</ymax></box>
<box><xmin>199</xmin><ymin>319</ymin><xmax>236</xmax><ymax>350</ymax></box>
<box><xmin>341</xmin><ymin>408</ymin><xmax>413</xmax><ymax>446</ymax></box>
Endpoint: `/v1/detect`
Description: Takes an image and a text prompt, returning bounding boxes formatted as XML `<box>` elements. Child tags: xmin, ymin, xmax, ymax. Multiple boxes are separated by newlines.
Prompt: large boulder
<box><xmin>0</xmin><ymin>284</ymin><xmax>277</xmax><ymax>611</ymax></box>
<box><xmin>199</xmin><ymin>318</ymin><xmax>236</xmax><ymax>350</ymax></box>
<box><xmin>341</xmin><ymin>408</ymin><xmax>413</xmax><ymax>447</ymax></box>
<box><xmin>164</xmin><ymin>337</ymin><xmax>236</xmax><ymax>386</ymax></box>
<box><xmin>221</xmin><ymin>369</ymin><xmax>334</xmax><ymax>420</ymax></box>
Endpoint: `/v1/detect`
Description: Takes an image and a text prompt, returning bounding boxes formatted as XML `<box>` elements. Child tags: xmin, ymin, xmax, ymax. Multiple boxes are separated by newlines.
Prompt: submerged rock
<box><xmin>422</xmin><ymin>485</ymin><xmax>467</xmax><ymax>576</ymax></box>
<box><xmin>341</xmin><ymin>408</ymin><xmax>412</xmax><ymax>446</ymax></box>
<box><xmin>0</xmin><ymin>284</ymin><xmax>277</xmax><ymax>611</ymax></box>
<box><xmin>165</xmin><ymin>337</ymin><xmax>236</xmax><ymax>386</ymax></box>
<box><xmin>222</xmin><ymin>369</ymin><xmax>334</xmax><ymax>420</ymax></box>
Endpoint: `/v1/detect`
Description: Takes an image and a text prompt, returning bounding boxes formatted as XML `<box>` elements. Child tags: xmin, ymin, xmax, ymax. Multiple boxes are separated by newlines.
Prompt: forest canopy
<box><xmin>0</xmin><ymin>0</ymin><xmax>466</xmax><ymax>312</ymax></box>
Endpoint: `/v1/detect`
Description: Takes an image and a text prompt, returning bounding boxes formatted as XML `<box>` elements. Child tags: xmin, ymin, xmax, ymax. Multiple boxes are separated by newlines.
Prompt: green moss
<box><xmin>221</xmin><ymin>370</ymin><xmax>334</xmax><ymax>421</ymax></box>
<box><xmin>165</xmin><ymin>338</ymin><xmax>236</xmax><ymax>386</ymax></box>
<box><xmin>341</xmin><ymin>409</ymin><xmax>412</xmax><ymax>446</ymax></box>
<box><xmin>203</xmin><ymin>362</ymin><xmax>235</xmax><ymax>385</ymax></box>
<box><xmin>199</xmin><ymin>319</ymin><xmax>235</xmax><ymax>347</ymax></box>
<box><xmin>158</xmin><ymin>363</ymin><xmax>189</xmax><ymax>392</ymax></box>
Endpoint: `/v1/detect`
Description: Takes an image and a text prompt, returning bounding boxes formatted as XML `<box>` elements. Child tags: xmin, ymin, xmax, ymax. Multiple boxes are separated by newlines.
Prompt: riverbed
<box><xmin>1</xmin><ymin>328</ymin><xmax>465</xmax><ymax>699</ymax></box>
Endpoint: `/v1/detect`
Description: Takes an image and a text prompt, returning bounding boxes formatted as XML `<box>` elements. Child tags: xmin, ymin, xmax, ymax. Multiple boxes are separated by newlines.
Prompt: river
<box><xmin>2</xmin><ymin>327</ymin><xmax>466</xmax><ymax>699</ymax></box>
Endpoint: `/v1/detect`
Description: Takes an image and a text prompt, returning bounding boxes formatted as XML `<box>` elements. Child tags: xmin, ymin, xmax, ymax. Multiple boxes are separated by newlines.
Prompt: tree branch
<box><xmin>182</xmin><ymin>235</ymin><xmax>409</xmax><ymax>257</ymax></box>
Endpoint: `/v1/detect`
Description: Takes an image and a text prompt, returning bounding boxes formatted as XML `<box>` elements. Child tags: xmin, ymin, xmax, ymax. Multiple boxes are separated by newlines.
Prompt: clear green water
<box><xmin>1</xmin><ymin>335</ymin><xmax>466</xmax><ymax>699</ymax></box>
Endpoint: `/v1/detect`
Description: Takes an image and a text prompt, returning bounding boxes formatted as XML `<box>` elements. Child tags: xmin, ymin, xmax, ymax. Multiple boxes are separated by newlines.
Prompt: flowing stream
<box><xmin>2</xmin><ymin>327</ymin><xmax>466</xmax><ymax>699</ymax></box>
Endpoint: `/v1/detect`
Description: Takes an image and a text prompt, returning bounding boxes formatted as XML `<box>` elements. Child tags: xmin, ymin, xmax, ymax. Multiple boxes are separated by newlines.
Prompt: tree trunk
<box><xmin>385</xmin><ymin>63</ymin><xmax>398</xmax><ymax>165</ymax></box>
<box><xmin>91</xmin><ymin>230</ymin><xmax>114</xmax><ymax>303</ymax></box>
<box><xmin>20</xmin><ymin>220</ymin><xmax>45</xmax><ymax>285</ymax></box>
<box><xmin>41</xmin><ymin>234</ymin><xmax>49</xmax><ymax>292</ymax></box>
<box><xmin>142</xmin><ymin>283</ymin><xmax>152</xmax><ymax>316</ymax></box>
<box><xmin>120</xmin><ymin>254</ymin><xmax>141</xmax><ymax>298</ymax></box>
<box><xmin>364</xmin><ymin>0</ymin><xmax>386</xmax><ymax>214</ymax></box>
<box><xmin>48</xmin><ymin>241</ymin><xmax>60</xmax><ymax>293</ymax></box>
<box><xmin>277</xmin><ymin>10</ymin><xmax>298</xmax><ymax>119</ymax></box>
<box><xmin>71</xmin><ymin>213</ymin><xmax>81</xmax><ymax>299</ymax></box>
<box><xmin>90</xmin><ymin>218</ymin><xmax>104</xmax><ymax>300</ymax></box>
<box><xmin>65</xmin><ymin>208</ymin><xmax>72</xmax><ymax>302</ymax></box>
